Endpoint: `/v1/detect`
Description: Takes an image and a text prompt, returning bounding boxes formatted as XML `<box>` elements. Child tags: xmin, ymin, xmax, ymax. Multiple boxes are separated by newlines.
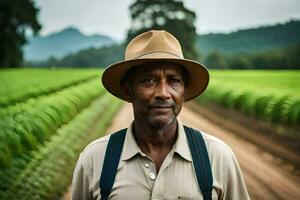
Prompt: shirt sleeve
<box><xmin>72</xmin><ymin>154</ymin><xmax>92</xmax><ymax>200</ymax></box>
<box><xmin>223</xmin><ymin>153</ymin><xmax>250</xmax><ymax>200</ymax></box>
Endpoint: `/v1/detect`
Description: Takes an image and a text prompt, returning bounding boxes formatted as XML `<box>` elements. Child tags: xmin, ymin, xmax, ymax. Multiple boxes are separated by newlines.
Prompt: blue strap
<box><xmin>99</xmin><ymin>126</ymin><xmax>213</xmax><ymax>200</ymax></box>
<box><xmin>184</xmin><ymin>126</ymin><xmax>213</xmax><ymax>200</ymax></box>
<box><xmin>99</xmin><ymin>129</ymin><xmax>127</xmax><ymax>200</ymax></box>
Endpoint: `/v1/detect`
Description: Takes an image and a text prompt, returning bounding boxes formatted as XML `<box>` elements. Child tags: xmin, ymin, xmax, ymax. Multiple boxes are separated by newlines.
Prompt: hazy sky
<box><xmin>34</xmin><ymin>0</ymin><xmax>300</xmax><ymax>41</ymax></box>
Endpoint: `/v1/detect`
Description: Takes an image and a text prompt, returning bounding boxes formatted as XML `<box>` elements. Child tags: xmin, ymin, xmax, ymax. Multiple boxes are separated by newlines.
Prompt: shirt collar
<box><xmin>121</xmin><ymin>122</ymin><xmax>145</xmax><ymax>161</ymax></box>
<box><xmin>173</xmin><ymin>120</ymin><xmax>192</xmax><ymax>161</ymax></box>
<box><xmin>121</xmin><ymin>120</ymin><xmax>192</xmax><ymax>162</ymax></box>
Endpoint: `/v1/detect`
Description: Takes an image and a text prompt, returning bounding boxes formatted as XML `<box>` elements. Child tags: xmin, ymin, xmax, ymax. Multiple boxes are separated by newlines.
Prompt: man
<box><xmin>72</xmin><ymin>30</ymin><xmax>250</xmax><ymax>200</ymax></box>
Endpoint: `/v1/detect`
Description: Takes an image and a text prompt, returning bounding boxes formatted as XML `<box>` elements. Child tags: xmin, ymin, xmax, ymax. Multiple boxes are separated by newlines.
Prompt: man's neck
<box><xmin>133</xmin><ymin>119</ymin><xmax>178</xmax><ymax>155</ymax></box>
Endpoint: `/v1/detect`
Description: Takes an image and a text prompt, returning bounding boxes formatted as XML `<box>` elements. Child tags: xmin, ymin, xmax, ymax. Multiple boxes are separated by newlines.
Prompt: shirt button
<box><xmin>145</xmin><ymin>163</ymin><xmax>149</xmax><ymax>168</ymax></box>
<box><xmin>149</xmin><ymin>172</ymin><xmax>156</xmax><ymax>180</ymax></box>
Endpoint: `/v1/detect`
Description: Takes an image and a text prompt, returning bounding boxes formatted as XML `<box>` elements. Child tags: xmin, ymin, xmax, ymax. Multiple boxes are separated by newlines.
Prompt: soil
<box><xmin>62</xmin><ymin>102</ymin><xmax>300</xmax><ymax>200</ymax></box>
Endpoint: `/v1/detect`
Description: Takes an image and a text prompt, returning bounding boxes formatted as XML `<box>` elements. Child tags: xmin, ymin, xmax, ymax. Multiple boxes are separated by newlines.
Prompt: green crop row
<box><xmin>0</xmin><ymin>76</ymin><xmax>97</xmax><ymax>107</ymax></box>
<box><xmin>0</xmin><ymin>93</ymin><xmax>122</xmax><ymax>199</ymax></box>
<box><xmin>198</xmin><ymin>82</ymin><xmax>300</xmax><ymax>126</ymax></box>
<box><xmin>0</xmin><ymin>78</ymin><xmax>105</xmax><ymax>168</ymax></box>
<box><xmin>0</xmin><ymin>69</ymin><xmax>100</xmax><ymax>107</ymax></box>
<box><xmin>0</xmin><ymin>77</ymin><xmax>103</xmax><ymax>118</ymax></box>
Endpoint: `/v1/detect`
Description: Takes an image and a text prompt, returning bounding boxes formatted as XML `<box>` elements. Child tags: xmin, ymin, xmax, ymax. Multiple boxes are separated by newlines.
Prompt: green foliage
<box><xmin>203</xmin><ymin>42</ymin><xmax>300</xmax><ymax>69</ymax></box>
<box><xmin>204</xmin><ymin>51</ymin><xmax>227</xmax><ymax>69</ymax></box>
<box><xmin>220</xmin><ymin>90</ymin><xmax>236</xmax><ymax>108</ymax></box>
<box><xmin>268</xmin><ymin>96</ymin><xmax>290</xmax><ymax>123</ymax></box>
<box><xmin>198</xmin><ymin>70</ymin><xmax>300</xmax><ymax>126</ymax></box>
<box><xmin>0</xmin><ymin>0</ymin><xmax>41</xmax><ymax>67</ymax></box>
<box><xmin>0</xmin><ymin>78</ymin><xmax>105</xmax><ymax>168</ymax></box>
<box><xmin>254</xmin><ymin>96</ymin><xmax>274</xmax><ymax>118</ymax></box>
<box><xmin>287</xmin><ymin>101</ymin><xmax>300</xmax><ymax>126</ymax></box>
<box><xmin>0</xmin><ymin>69</ymin><xmax>99</xmax><ymax>107</ymax></box>
<box><xmin>56</xmin><ymin>44</ymin><xmax>125</xmax><ymax>68</ymax></box>
<box><xmin>227</xmin><ymin>55</ymin><xmax>252</xmax><ymax>69</ymax></box>
<box><xmin>234</xmin><ymin>92</ymin><xmax>254</xmax><ymax>114</ymax></box>
<box><xmin>198</xmin><ymin>20</ymin><xmax>300</xmax><ymax>56</ymax></box>
<box><xmin>127</xmin><ymin>0</ymin><xmax>199</xmax><ymax>60</ymax></box>
<box><xmin>25</xmin><ymin>44</ymin><xmax>125</xmax><ymax>68</ymax></box>
<box><xmin>0</xmin><ymin>94</ymin><xmax>122</xmax><ymax>199</ymax></box>
<box><xmin>0</xmin><ymin>69</ymin><xmax>123</xmax><ymax>199</ymax></box>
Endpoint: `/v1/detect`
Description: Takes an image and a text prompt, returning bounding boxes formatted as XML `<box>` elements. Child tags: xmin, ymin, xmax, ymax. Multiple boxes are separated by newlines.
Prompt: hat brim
<box><xmin>101</xmin><ymin>58</ymin><xmax>209</xmax><ymax>102</ymax></box>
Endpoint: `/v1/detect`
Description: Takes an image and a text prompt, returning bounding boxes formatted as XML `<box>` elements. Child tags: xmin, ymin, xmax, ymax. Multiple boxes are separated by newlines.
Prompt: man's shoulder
<box><xmin>82</xmin><ymin>134</ymin><xmax>110</xmax><ymax>153</ymax></box>
<box><xmin>78</xmin><ymin>134</ymin><xmax>111</xmax><ymax>165</ymax></box>
<box><xmin>201</xmin><ymin>131</ymin><xmax>233</xmax><ymax>154</ymax></box>
<box><xmin>196</xmin><ymin>130</ymin><xmax>239</xmax><ymax>170</ymax></box>
<box><xmin>187</xmin><ymin>128</ymin><xmax>235</xmax><ymax>160</ymax></box>
<box><xmin>185</xmin><ymin>126</ymin><xmax>232</xmax><ymax>152</ymax></box>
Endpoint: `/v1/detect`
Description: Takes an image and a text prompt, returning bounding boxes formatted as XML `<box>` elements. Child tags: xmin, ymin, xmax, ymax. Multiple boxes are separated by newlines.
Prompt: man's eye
<box><xmin>170</xmin><ymin>78</ymin><xmax>181</xmax><ymax>84</ymax></box>
<box><xmin>142</xmin><ymin>79</ymin><xmax>155</xmax><ymax>84</ymax></box>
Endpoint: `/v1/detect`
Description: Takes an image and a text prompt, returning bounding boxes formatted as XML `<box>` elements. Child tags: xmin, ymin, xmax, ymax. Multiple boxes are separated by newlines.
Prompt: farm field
<box><xmin>0</xmin><ymin>68</ymin><xmax>101</xmax><ymax>107</ymax></box>
<box><xmin>198</xmin><ymin>70</ymin><xmax>300</xmax><ymax>126</ymax></box>
<box><xmin>0</xmin><ymin>68</ymin><xmax>122</xmax><ymax>199</ymax></box>
<box><xmin>0</xmin><ymin>68</ymin><xmax>299</xmax><ymax>199</ymax></box>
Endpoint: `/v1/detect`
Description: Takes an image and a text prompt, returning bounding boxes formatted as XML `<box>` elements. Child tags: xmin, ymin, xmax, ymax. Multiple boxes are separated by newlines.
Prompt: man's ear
<box><xmin>122</xmin><ymin>81</ymin><xmax>133</xmax><ymax>102</ymax></box>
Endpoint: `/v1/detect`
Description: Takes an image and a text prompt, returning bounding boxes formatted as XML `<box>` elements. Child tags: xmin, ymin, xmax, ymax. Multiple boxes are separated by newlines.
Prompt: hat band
<box><xmin>128</xmin><ymin>51</ymin><xmax>182</xmax><ymax>60</ymax></box>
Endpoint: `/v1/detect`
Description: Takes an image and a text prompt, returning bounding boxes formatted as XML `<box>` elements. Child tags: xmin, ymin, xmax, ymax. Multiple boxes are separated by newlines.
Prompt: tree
<box><xmin>126</xmin><ymin>0</ymin><xmax>199</xmax><ymax>60</ymax></box>
<box><xmin>228</xmin><ymin>55</ymin><xmax>252</xmax><ymax>69</ymax></box>
<box><xmin>0</xmin><ymin>0</ymin><xmax>41</xmax><ymax>68</ymax></box>
<box><xmin>204</xmin><ymin>51</ymin><xmax>227</xmax><ymax>69</ymax></box>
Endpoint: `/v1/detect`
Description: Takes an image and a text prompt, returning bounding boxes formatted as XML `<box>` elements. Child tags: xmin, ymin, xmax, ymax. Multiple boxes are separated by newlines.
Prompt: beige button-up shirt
<box><xmin>72</xmin><ymin>120</ymin><xmax>249</xmax><ymax>200</ymax></box>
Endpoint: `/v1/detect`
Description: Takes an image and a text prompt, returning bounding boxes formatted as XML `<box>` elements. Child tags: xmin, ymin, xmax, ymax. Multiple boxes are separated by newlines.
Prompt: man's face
<box><xmin>125</xmin><ymin>62</ymin><xmax>186</xmax><ymax>128</ymax></box>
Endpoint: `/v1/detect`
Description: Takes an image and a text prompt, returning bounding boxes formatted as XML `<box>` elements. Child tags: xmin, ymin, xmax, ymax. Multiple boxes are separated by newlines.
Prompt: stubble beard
<box><xmin>146</xmin><ymin>106</ymin><xmax>181</xmax><ymax>128</ymax></box>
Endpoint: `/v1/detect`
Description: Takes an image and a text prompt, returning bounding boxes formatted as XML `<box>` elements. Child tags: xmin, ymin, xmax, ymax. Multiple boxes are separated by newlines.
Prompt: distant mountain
<box><xmin>28</xmin><ymin>20</ymin><xmax>300</xmax><ymax>69</ymax></box>
<box><xmin>198</xmin><ymin>20</ymin><xmax>300</xmax><ymax>55</ymax></box>
<box><xmin>24</xmin><ymin>27</ymin><xmax>115</xmax><ymax>61</ymax></box>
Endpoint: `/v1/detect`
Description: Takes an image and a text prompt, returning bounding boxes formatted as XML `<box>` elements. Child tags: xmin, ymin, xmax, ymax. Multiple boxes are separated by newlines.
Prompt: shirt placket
<box><xmin>145</xmin><ymin>151</ymin><xmax>174</xmax><ymax>200</ymax></box>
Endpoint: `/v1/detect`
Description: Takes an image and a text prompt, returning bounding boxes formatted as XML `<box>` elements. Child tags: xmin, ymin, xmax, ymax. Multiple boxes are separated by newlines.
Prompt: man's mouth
<box><xmin>151</xmin><ymin>106</ymin><xmax>172</xmax><ymax>110</ymax></box>
<box><xmin>149</xmin><ymin>104</ymin><xmax>174</xmax><ymax>112</ymax></box>
<box><xmin>148</xmin><ymin>101</ymin><xmax>176</xmax><ymax>113</ymax></box>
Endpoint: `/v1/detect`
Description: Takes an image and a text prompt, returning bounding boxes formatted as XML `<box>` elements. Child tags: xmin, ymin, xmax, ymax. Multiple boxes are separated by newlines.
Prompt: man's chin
<box><xmin>148</xmin><ymin>116</ymin><xmax>176</xmax><ymax>128</ymax></box>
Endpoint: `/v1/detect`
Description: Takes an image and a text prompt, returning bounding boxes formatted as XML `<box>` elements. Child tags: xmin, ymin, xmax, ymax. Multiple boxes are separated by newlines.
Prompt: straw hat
<box><xmin>101</xmin><ymin>30</ymin><xmax>209</xmax><ymax>101</ymax></box>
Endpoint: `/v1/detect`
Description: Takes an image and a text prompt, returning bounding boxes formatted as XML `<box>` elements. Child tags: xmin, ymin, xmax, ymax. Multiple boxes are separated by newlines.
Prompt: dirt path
<box><xmin>64</xmin><ymin>103</ymin><xmax>300</xmax><ymax>200</ymax></box>
<box><xmin>179</xmin><ymin>104</ymin><xmax>300</xmax><ymax>200</ymax></box>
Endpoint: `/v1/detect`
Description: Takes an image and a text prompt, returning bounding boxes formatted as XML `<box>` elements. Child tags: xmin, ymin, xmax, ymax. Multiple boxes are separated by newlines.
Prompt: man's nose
<box><xmin>154</xmin><ymin>81</ymin><xmax>171</xmax><ymax>99</ymax></box>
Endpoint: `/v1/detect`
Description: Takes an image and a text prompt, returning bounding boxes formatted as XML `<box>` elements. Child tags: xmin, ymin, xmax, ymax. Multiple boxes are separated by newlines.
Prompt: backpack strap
<box><xmin>184</xmin><ymin>126</ymin><xmax>213</xmax><ymax>200</ymax></box>
<box><xmin>99</xmin><ymin>128</ymin><xmax>127</xmax><ymax>200</ymax></box>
